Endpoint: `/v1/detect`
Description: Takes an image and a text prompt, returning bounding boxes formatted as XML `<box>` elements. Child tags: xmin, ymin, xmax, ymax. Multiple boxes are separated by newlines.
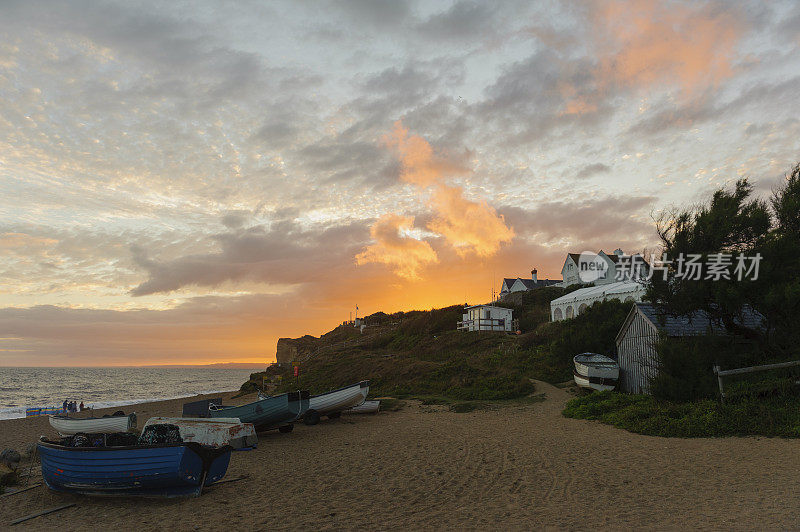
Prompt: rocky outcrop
<box><xmin>275</xmin><ymin>335</ymin><xmax>320</xmax><ymax>364</ymax></box>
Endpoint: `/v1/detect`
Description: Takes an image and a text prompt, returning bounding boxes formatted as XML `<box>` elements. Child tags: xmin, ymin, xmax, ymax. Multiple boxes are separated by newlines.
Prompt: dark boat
<box><xmin>38</xmin><ymin>437</ymin><xmax>231</xmax><ymax>498</ymax></box>
<box><xmin>209</xmin><ymin>390</ymin><xmax>309</xmax><ymax>431</ymax></box>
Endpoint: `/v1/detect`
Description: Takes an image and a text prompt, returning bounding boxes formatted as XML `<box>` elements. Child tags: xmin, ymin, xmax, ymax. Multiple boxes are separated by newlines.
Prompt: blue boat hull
<box><xmin>38</xmin><ymin>441</ymin><xmax>231</xmax><ymax>498</ymax></box>
<box><xmin>209</xmin><ymin>391</ymin><xmax>309</xmax><ymax>430</ymax></box>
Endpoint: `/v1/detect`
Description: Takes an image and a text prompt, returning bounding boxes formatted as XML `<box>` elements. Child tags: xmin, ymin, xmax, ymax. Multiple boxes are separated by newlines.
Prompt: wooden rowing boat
<box><xmin>38</xmin><ymin>439</ymin><xmax>231</xmax><ymax>497</ymax></box>
<box><xmin>48</xmin><ymin>412</ymin><xmax>136</xmax><ymax>436</ymax></box>
<box><xmin>573</xmin><ymin>353</ymin><xmax>619</xmax><ymax>391</ymax></box>
<box><xmin>345</xmin><ymin>399</ymin><xmax>380</xmax><ymax>414</ymax></box>
<box><xmin>209</xmin><ymin>391</ymin><xmax>309</xmax><ymax>431</ymax></box>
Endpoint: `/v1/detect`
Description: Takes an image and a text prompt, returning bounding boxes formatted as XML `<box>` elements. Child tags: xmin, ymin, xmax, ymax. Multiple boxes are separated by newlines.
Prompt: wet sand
<box><xmin>1</xmin><ymin>382</ymin><xmax>798</xmax><ymax>530</ymax></box>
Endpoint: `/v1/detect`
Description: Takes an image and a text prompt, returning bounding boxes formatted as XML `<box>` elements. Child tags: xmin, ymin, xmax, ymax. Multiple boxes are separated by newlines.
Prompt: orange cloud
<box><xmin>355</xmin><ymin>214</ymin><xmax>438</xmax><ymax>279</ymax></box>
<box><xmin>428</xmin><ymin>184</ymin><xmax>514</xmax><ymax>257</ymax></box>
<box><xmin>558</xmin><ymin>82</ymin><xmax>598</xmax><ymax>116</ymax></box>
<box><xmin>593</xmin><ymin>0</ymin><xmax>743</xmax><ymax>93</ymax></box>
<box><xmin>360</xmin><ymin>121</ymin><xmax>513</xmax><ymax>271</ymax></box>
<box><xmin>382</xmin><ymin>121</ymin><xmax>467</xmax><ymax>187</ymax></box>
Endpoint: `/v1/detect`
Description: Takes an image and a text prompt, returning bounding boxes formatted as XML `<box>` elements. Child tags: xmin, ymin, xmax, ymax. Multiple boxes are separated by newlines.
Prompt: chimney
<box><xmin>531</xmin><ymin>268</ymin><xmax>538</xmax><ymax>282</ymax></box>
<box><xmin>614</xmin><ymin>248</ymin><xmax>624</xmax><ymax>256</ymax></box>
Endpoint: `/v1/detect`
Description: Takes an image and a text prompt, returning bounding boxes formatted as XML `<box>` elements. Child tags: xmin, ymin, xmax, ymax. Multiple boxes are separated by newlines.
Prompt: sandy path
<box><xmin>1</xmin><ymin>385</ymin><xmax>799</xmax><ymax>530</ymax></box>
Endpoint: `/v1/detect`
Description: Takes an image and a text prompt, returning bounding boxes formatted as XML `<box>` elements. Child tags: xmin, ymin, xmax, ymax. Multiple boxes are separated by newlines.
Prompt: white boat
<box><xmin>310</xmin><ymin>381</ymin><xmax>369</xmax><ymax>414</ymax></box>
<box><xmin>49</xmin><ymin>412</ymin><xmax>136</xmax><ymax>436</ymax></box>
<box><xmin>345</xmin><ymin>400</ymin><xmax>380</xmax><ymax>414</ymax></box>
<box><xmin>573</xmin><ymin>353</ymin><xmax>619</xmax><ymax>391</ymax></box>
<box><xmin>142</xmin><ymin>417</ymin><xmax>258</xmax><ymax>449</ymax></box>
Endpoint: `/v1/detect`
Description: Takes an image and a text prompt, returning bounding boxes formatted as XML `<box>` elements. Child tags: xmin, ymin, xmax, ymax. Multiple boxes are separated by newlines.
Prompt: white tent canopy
<box><xmin>550</xmin><ymin>281</ymin><xmax>645</xmax><ymax>321</ymax></box>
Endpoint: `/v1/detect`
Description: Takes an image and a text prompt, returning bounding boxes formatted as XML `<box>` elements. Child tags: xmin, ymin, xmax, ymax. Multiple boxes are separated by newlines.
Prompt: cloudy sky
<box><xmin>1</xmin><ymin>0</ymin><xmax>798</xmax><ymax>366</ymax></box>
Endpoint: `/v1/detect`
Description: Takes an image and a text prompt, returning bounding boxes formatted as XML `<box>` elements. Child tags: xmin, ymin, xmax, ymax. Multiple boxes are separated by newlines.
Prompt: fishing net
<box><xmin>138</xmin><ymin>424</ymin><xmax>183</xmax><ymax>445</ymax></box>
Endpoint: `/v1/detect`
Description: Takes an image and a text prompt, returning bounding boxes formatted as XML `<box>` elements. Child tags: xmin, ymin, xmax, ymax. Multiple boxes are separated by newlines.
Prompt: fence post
<box><xmin>713</xmin><ymin>365</ymin><xmax>725</xmax><ymax>403</ymax></box>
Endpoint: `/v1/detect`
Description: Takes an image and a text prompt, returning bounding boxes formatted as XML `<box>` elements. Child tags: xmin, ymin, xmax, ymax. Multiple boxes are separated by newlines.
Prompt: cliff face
<box><xmin>275</xmin><ymin>335</ymin><xmax>320</xmax><ymax>364</ymax></box>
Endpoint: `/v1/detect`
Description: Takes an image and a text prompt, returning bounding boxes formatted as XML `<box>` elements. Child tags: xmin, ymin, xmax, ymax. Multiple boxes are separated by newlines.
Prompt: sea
<box><xmin>0</xmin><ymin>367</ymin><xmax>259</xmax><ymax>420</ymax></box>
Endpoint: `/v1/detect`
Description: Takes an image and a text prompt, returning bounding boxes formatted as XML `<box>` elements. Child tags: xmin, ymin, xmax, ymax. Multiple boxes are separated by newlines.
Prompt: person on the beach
<box><xmin>62</xmin><ymin>399</ymin><xmax>67</xmax><ymax>412</ymax></box>
<box><xmin>79</xmin><ymin>401</ymin><xmax>84</xmax><ymax>411</ymax></box>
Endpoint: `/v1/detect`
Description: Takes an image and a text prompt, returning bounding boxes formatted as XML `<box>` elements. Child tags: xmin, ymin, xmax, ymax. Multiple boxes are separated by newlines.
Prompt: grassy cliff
<box><xmin>242</xmin><ymin>288</ymin><xmax>630</xmax><ymax>402</ymax></box>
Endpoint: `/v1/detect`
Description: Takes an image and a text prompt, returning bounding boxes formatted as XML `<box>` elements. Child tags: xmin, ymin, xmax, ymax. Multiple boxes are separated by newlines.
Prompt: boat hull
<box><xmin>38</xmin><ymin>441</ymin><xmax>231</xmax><ymax>498</ymax></box>
<box><xmin>142</xmin><ymin>417</ymin><xmax>258</xmax><ymax>449</ymax></box>
<box><xmin>346</xmin><ymin>399</ymin><xmax>380</xmax><ymax>414</ymax></box>
<box><xmin>309</xmin><ymin>381</ymin><xmax>369</xmax><ymax>415</ymax></box>
<box><xmin>49</xmin><ymin>414</ymin><xmax>136</xmax><ymax>436</ymax></box>
<box><xmin>573</xmin><ymin>353</ymin><xmax>619</xmax><ymax>391</ymax></box>
<box><xmin>209</xmin><ymin>391</ymin><xmax>309</xmax><ymax>430</ymax></box>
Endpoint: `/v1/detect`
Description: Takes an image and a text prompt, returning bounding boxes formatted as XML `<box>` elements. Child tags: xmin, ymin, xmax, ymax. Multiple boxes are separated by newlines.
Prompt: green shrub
<box><xmin>563</xmin><ymin>391</ymin><xmax>800</xmax><ymax>437</ymax></box>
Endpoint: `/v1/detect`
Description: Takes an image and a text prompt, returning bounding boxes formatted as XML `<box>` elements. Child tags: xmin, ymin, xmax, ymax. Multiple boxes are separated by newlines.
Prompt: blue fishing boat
<box><xmin>38</xmin><ymin>439</ymin><xmax>231</xmax><ymax>498</ymax></box>
<box><xmin>209</xmin><ymin>390</ymin><xmax>309</xmax><ymax>431</ymax></box>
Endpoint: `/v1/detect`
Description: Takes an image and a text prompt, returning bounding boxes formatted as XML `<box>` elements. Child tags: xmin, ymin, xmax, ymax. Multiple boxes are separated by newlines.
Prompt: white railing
<box><xmin>457</xmin><ymin>318</ymin><xmax>507</xmax><ymax>331</ymax></box>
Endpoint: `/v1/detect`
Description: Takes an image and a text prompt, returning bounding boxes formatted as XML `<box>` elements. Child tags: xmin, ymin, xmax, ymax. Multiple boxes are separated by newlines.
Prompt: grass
<box><xmin>242</xmin><ymin>297</ymin><xmax>629</xmax><ymax>405</ymax></box>
<box><xmin>563</xmin><ymin>390</ymin><xmax>800</xmax><ymax>438</ymax></box>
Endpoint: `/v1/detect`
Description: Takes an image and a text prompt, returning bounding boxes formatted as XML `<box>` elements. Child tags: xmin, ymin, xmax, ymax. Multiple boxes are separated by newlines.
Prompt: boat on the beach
<box><xmin>182</xmin><ymin>397</ymin><xmax>223</xmax><ymax>418</ymax></box>
<box><xmin>302</xmin><ymin>381</ymin><xmax>370</xmax><ymax>425</ymax></box>
<box><xmin>38</xmin><ymin>437</ymin><xmax>231</xmax><ymax>497</ymax></box>
<box><xmin>209</xmin><ymin>391</ymin><xmax>309</xmax><ymax>432</ymax></box>
<box><xmin>345</xmin><ymin>399</ymin><xmax>380</xmax><ymax>414</ymax></box>
<box><xmin>573</xmin><ymin>353</ymin><xmax>619</xmax><ymax>391</ymax></box>
<box><xmin>49</xmin><ymin>412</ymin><xmax>137</xmax><ymax>435</ymax></box>
<box><xmin>142</xmin><ymin>417</ymin><xmax>258</xmax><ymax>449</ymax></box>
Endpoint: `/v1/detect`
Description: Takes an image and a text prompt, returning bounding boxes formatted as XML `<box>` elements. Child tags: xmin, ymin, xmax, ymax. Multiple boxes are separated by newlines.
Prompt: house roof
<box><xmin>517</xmin><ymin>278</ymin><xmax>560</xmax><ymax>289</ymax></box>
<box><xmin>501</xmin><ymin>278</ymin><xmax>517</xmax><ymax>289</ymax></box>
<box><xmin>568</xmin><ymin>253</ymin><xmax>581</xmax><ymax>264</ymax></box>
<box><xmin>601</xmin><ymin>250</ymin><xmax>620</xmax><ymax>263</ymax></box>
<box><xmin>550</xmin><ymin>281</ymin><xmax>645</xmax><ymax>305</ymax></box>
<box><xmin>625</xmin><ymin>302</ymin><xmax>764</xmax><ymax>338</ymax></box>
<box><xmin>464</xmin><ymin>304</ymin><xmax>512</xmax><ymax>311</ymax></box>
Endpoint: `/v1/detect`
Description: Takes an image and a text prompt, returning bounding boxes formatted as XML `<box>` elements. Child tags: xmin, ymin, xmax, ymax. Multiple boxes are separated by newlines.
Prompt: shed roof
<box><xmin>621</xmin><ymin>302</ymin><xmax>764</xmax><ymax>339</ymax></box>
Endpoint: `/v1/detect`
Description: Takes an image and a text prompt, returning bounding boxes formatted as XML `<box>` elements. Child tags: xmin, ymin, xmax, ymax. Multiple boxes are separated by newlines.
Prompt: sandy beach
<box><xmin>1</xmin><ymin>382</ymin><xmax>798</xmax><ymax>530</ymax></box>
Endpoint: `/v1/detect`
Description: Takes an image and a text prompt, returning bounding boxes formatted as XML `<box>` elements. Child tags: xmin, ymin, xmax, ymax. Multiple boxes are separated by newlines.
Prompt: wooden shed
<box><xmin>614</xmin><ymin>302</ymin><xmax>763</xmax><ymax>394</ymax></box>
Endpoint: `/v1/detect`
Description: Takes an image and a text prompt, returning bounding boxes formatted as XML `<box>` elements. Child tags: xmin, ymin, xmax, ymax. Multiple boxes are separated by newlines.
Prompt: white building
<box><xmin>550</xmin><ymin>281</ymin><xmax>645</xmax><ymax>321</ymax></box>
<box><xmin>559</xmin><ymin>249</ymin><xmax>648</xmax><ymax>288</ymax></box>
<box><xmin>458</xmin><ymin>305</ymin><xmax>513</xmax><ymax>332</ymax></box>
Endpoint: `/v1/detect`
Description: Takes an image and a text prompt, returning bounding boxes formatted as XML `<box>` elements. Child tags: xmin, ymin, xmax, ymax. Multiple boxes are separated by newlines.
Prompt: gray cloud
<box><xmin>500</xmin><ymin>195</ymin><xmax>657</xmax><ymax>244</ymax></box>
<box><xmin>575</xmin><ymin>163</ymin><xmax>612</xmax><ymax>179</ymax></box>
<box><xmin>130</xmin><ymin>219</ymin><xmax>369</xmax><ymax>296</ymax></box>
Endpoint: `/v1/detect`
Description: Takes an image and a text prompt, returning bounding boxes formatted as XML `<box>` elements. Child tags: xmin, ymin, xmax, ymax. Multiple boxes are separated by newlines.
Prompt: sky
<box><xmin>1</xmin><ymin>0</ymin><xmax>799</xmax><ymax>366</ymax></box>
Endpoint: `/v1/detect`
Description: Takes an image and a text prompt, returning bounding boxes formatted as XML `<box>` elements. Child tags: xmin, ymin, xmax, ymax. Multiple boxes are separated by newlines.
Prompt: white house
<box><xmin>458</xmin><ymin>305</ymin><xmax>513</xmax><ymax>332</ymax></box>
<box><xmin>558</xmin><ymin>249</ymin><xmax>648</xmax><ymax>287</ymax></box>
<box><xmin>550</xmin><ymin>281</ymin><xmax>645</xmax><ymax>321</ymax></box>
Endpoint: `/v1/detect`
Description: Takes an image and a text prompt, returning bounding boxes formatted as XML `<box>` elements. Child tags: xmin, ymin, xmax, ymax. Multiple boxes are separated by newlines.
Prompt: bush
<box><xmin>650</xmin><ymin>335</ymin><xmax>771</xmax><ymax>402</ymax></box>
<box><xmin>563</xmin><ymin>391</ymin><xmax>800</xmax><ymax>437</ymax></box>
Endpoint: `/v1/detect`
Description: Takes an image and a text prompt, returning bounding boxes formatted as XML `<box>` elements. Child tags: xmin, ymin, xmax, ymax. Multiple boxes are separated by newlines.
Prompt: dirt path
<box><xmin>1</xmin><ymin>389</ymin><xmax>798</xmax><ymax>530</ymax></box>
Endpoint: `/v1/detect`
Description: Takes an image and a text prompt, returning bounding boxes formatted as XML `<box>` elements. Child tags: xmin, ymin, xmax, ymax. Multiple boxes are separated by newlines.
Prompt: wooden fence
<box><xmin>713</xmin><ymin>359</ymin><xmax>800</xmax><ymax>402</ymax></box>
